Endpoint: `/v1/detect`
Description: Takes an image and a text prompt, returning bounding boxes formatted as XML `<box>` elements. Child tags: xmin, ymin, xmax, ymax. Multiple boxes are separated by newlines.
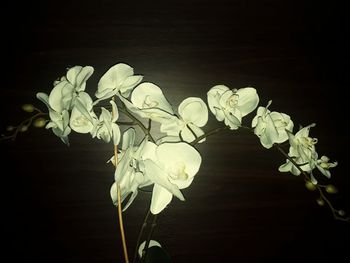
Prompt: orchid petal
<box><xmin>178</xmin><ymin>97</ymin><xmax>208</xmax><ymax>127</ymax></box>
<box><xmin>150</xmin><ymin>184</ymin><xmax>173</xmax><ymax>214</ymax></box>
<box><xmin>236</xmin><ymin>87</ymin><xmax>259</xmax><ymax>116</ymax></box>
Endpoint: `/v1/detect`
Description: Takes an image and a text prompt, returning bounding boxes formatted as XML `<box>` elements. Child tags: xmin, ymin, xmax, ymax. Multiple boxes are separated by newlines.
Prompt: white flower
<box><xmin>91</xmin><ymin>100</ymin><xmax>121</xmax><ymax>145</ymax></box>
<box><xmin>35</xmin><ymin>66</ymin><xmax>94</xmax><ymax>144</ymax></box>
<box><xmin>131</xmin><ymin>82</ymin><xmax>174</xmax><ymax>114</ymax></box>
<box><xmin>160</xmin><ymin>97</ymin><xmax>208</xmax><ymax>143</ymax></box>
<box><xmin>143</xmin><ymin>142</ymin><xmax>202</xmax><ymax>214</ymax></box>
<box><xmin>119</xmin><ymin>82</ymin><xmax>175</xmax><ymax>122</ymax></box>
<box><xmin>316</xmin><ymin>156</ymin><xmax>338</xmax><ymax>178</ymax></box>
<box><xmin>95</xmin><ymin>63</ymin><xmax>143</xmax><ymax>101</ymax></box>
<box><xmin>53</xmin><ymin>65</ymin><xmax>94</xmax><ymax>110</ymax></box>
<box><xmin>279</xmin><ymin>124</ymin><xmax>319</xmax><ymax>181</ymax></box>
<box><xmin>36</xmin><ymin>92</ymin><xmax>71</xmax><ymax>145</ymax></box>
<box><xmin>69</xmin><ymin>92</ymin><xmax>97</xmax><ymax>134</ymax></box>
<box><xmin>251</xmin><ymin>101</ymin><xmax>294</xmax><ymax>149</ymax></box>
<box><xmin>110</xmin><ymin>128</ymin><xmax>153</xmax><ymax>210</ymax></box>
<box><xmin>207</xmin><ymin>85</ymin><xmax>259</xmax><ymax>129</ymax></box>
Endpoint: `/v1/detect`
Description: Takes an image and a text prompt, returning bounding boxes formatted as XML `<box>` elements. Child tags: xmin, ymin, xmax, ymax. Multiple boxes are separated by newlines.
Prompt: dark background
<box><xmin>1</xmin><ymin>0</ymin><xmax>349</xmax><ymax>262</ymax></box>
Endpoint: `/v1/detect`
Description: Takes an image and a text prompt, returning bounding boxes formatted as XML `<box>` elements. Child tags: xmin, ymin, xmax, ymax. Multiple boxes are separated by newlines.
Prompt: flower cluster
<box><xmin>30</xmin><ymin>63</ymin><xmax>340</xmax><ymax>215</ymax></box>
<box><xmin>2</xmin><ymin>62</ymin><xmax>346</xmax><ymax>262</ymax></box>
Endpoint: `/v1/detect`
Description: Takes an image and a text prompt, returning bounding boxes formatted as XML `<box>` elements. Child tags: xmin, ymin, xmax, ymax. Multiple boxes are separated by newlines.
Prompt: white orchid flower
<box><xmin>91</xmin><ymin>100</ymin><xmax>121</xmax><ymax>145</ymax></box>
<box><xmin>160</xmin><ymin>97</ymin><xmax>208</xmax><ymax>143</ymax></box>
<box><xmin>251</xmin><ymin>101</ymin><xmax>294</xmax><ymax>149</ymax></box>
<box><xmin>69</xmin><ymin>92</ymin><xmax>97</xmax><ymax>134</ymax></box>
<box><xmin>36</xmin><ymin>91</ymin><xmax>71</xmax><ymax>145</ymax></box>
<box><xmin>110</xmin><ymin>128</ymin><xmax>153</xmax><ymax>210</ymax></box>
<box><xmin>207</xmin><ymin>85</ymin><xmax>259</xmax><ymax>129</ymax></box>
<box><xmin>279</xmin><ymin>124</ymin><xmax>320</xmax><ymax>182</ymax></box>
<box><xmin>53</xmin><ymin>65</ymin><xmax>94</xmax><ymax>110</ymax></box>
<box><xmin>131</xmin><ymin>82</ymin><xmax>174</xmax><ymax>114</ymax></box>
<box><xmin>316</xmin><ymin>156</ymin><xmax>338</xmax><ymax>178</ymax></box>
<box><xmin>143</xmin><ymin>142</ymin><xmax>202</xmax><ymax>214</ymax></box>
<box><xmin>95</xmin><ymin>63</ymin><xmax>143</xmax><ymax>101</ymax></box>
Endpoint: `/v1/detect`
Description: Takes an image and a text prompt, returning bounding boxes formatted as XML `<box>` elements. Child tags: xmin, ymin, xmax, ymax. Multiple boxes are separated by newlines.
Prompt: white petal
<box><xmin>178</xmin><ymin>97</ymin><xmax>208</xmax><ymax>127</ymax></box>
<box><xmin>49</xmin><ymin>82</ymin><xmax>67</xmax><ymax>112</ymax></box>
<box><xmin>36</xmin><ymin>92</ymin><xmax>51</xmax><ymax>109</ymax></box>
<box><xmin>110</xmin><ymin>182</ymin><xmax>118</xmax><ymax>204</ymax></box>
<box><xmin>180</xmin><ymin>124</ymin><xmax>205</xmax><ymax>143</ymax></box>
<box><xmin>223</xmin><ymin>110</ymin><xmax>241</xmax><ymax>129</ymax></box>
<box><xmin>76</xmin><ymin>66</ymin><xmax>94</xmax><ymax>91</ymax></box>
<box><xmin>120</xmin><ymin>75</ymin><xmax>143</xmax><ymax>97</ymax></box>
<box><xmin>110</xmin><ymin>99</ymin><xmax>119</xmax><ymax>122</ymax></box>
<box><xmin>122</xmin><ymin>128</ymin><xmax>136</xmax><ymax>150</ymax></box>
<box><xmin>138</xmin><ymin>240</ymin><xmax>161</xmax><ymax>259</ymax></box>
<box><xmin>236</xmin><ymin>87</ymin><xmax>259</xmax><ymax>116</ymax></box>
<box><xmin>144</xmin><ymin>159</ymin><xmax>184</xmax><ymax>201</ymax></box>
<box><xmin>156</xmin><ymin>142</ymin><xmax>202</xmax><ymax>178</ymax></box>
<box><xmin>112</xmin><ymin>123</ymin><xmax>121</xmax><ymax>145</ymax></box>
<box><xmin>207</xmin><ymin>85</ymin><xmax>228</xmax><ymax>119</ymax></box>
<box><xmin>96</xmin><ymin>63</ymin><xmax>134</xmax><ymax>98</ymax></box>
<box><xmin>131</xmin><ymin>82</ymin><xmax>173</xmax><ymax>114</ymax></box>
<box><xmin>69</xmin><ymin>107</ymin><xmax>94</xmax><ymax>134</ymax></box>
<box><xmin>150</xmin><ymin>184</ymin><xmax>173</xmax><ymax>214</ymax></box>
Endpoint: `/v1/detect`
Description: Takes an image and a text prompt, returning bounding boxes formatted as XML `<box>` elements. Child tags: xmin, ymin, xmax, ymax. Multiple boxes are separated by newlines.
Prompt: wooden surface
<box><xmin>1</xmin><ymin>1</ymin><xmax>349</xmax><ymax>262</ymax></box>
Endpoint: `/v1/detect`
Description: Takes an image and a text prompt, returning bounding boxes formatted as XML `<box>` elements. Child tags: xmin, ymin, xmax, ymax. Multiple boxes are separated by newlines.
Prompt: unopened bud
<box><xmin>20</xmin><ymin>125</ymin><xmax>28</xmax><ymax>132</ymax></box>
<box><xmin>6</xmin><ymin>125</ymin><xmax>15</xmax><ymax>131</ymax></box>
<box><xmin>33</xmin><ymin>118</ymin><xmax>46</xmax><ymax>128</ymax></box>
<box><xmin>316</xmin><ymin>198</ymin><xmax>325</xmax><ymax>206</ymax></box>
<box><xmin>22</xmin><ymin>104</ymin><xmax>35</xmax><ymax>112</ymax></box>
<box><xmin>338</xmin><ymin>210</ymin><xmax>345</xmax><ymax>216</ymax></box>
<box><xmin>325</xmin><ymin>185</ymin><xmax>338</xmax><ymax>194</ymax></box>
<box><xmin>305</xmin><ymin>181</ymin><xmax>316</xmax><ymax>191</ymax></box>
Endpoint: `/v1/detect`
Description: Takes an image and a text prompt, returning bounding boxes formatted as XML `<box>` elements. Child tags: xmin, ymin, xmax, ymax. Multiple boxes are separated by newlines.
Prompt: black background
<box><xmin>1</xmin><ymin>0</ymin><xmax>349</xmax><ymax>262</ymax></box>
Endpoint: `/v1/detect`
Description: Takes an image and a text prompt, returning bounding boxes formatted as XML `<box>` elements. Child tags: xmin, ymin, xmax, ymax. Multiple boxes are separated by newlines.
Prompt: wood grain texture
<box><xmin>1</xmin><ymin>1</ymin><xmax>349</xmax><ymax>262</ymax></box>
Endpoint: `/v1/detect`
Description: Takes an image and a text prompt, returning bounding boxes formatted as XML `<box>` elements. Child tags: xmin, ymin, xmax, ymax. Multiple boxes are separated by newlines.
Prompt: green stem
<box><xmin>141</xmin><ymin>214</ymin><xmax>158</xmax><ymax>262</ymax></box>
<box><xmin>133</xmin><ymin>210</ymin><xmax>151</xmax><ymax>263</ymax></box>
<box><xmin>119</xmin><ymin>108</ymin><xmax>156</xmax><ymax>143</ymax></box>
<box><xmin>191</xmin><ymin>126</ymin><xmax>228</xmax><ymax>145</ymax></box>
<box><xmin>1</xmin><ymin>112</ymin><xmax>47</xmax><ymax>141</ymax></box>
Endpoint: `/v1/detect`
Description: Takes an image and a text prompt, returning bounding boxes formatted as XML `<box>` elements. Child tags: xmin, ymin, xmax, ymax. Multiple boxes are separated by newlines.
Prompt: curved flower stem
<box><xmin>274</xmin><ymin>144</ymin><xmax>349</xmax><ymax>222</ymax></box>
<box><xmin>141</xmin><ymin>214</ymin><xmax>158</xmax><ymax>262</ymax></box>
<box><xmin>1</xmin><ymin>111</ymin><xmax>47</xmax><ymax>141</ymax></box>
<box><xmin>118</xmin><ymin>107</ymin><xmax>156</xmax><ymax>143</ymax></box>
<box><xmin>132</xmin><ymin>209</ymin><xmax>151</xmax><ymax>263</ymax></box>
<box><xmin>191</xmin><ymin>126</ymin><xmax>228</xmax><ymax>145</ymax></box>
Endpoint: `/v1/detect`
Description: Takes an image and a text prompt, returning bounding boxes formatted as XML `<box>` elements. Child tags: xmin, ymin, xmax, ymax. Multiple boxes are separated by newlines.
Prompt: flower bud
<box><xmin>22</xmin><ymin>104</ymin><xmax>35</xmax><ymax>112</ymax></box>
<box><xmin>325</xmin><ymin>185</ymin><xmax>338</xmax><ymax>194</ymax></box>
<box><xmin>33</xmin><ymin>118</ymin><xmax>46</xmax><ymax>128</ymax></box>
<box><xmin>305</xmin><ymin>181</ymin><xmax>316</xmax><ymax>191</ymax></box>
<box><xmin>20</xmin><ymin>125</ymin><xmax>28</xmax><ymax>132</ymax></box>
<box><xmin>338</xmin><ymin>210</ymin><xmax>345</xmax><ymax>216</ymax></box>
<box><xmin>6</xmin><ymin>125</ymin><xmax>15</xmax><ymax>131</ymax></box>
<box><xmin>316</xmin><ymin>198</ymin><xmax>324</xmax><ymax>206</ymax></box>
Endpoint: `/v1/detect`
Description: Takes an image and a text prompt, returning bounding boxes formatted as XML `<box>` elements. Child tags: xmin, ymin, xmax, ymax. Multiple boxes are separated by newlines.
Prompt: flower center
<box><xmin>143</xmin><ymin>95</ymin><xmax>159</xmax><ymax>108</ymax></box>
<box><xmin>72</xmin><ymin>115</ymin><xmax>90</xmax><ymax>127</ymax></box>
<box><xmin>168</xmin><ymin>162</ymin><xmax>189</xmax><ymax>181</ymax></box>
<box><xmin>227</xmin><ymin>93</ymin><xmax>239</xmax><ymax>108</ymax></box>
<box><xmin>300</xmin><ymin>136</ymin><xmax>318</xmax><ymax>149</ymax></box>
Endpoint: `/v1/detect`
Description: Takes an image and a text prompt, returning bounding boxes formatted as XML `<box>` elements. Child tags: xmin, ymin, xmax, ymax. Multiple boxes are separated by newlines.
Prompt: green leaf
<box><xmin>144</xmin><ymin>246</ymin><xmax>172</xmax><ymax>263</ymax></box>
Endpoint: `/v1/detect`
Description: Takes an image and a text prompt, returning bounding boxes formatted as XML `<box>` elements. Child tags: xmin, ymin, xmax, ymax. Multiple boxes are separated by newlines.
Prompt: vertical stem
<box><xmin>141</xmin><ymin>214</ymin><xmax>158</xmax><ymax>262</ymax></box>
<box><xmin>132</xmin><ymin>210</ymin><xmax>151</xmax><ymax>263</ymax></box>
<box><xmin>113</xmin><ymin>124</ymin><xmax>129</xmax><ymax>263</ymax></box>
<box><xmin>117</xmin><ymin>182</ymin><xmax>130</xmax><ymax>263</ymax></box>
